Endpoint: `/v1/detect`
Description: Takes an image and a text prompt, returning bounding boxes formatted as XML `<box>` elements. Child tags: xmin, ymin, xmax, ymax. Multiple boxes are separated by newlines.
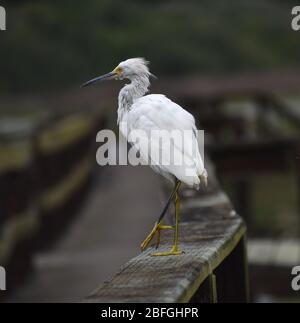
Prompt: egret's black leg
<box><xmin>151</xmin><ymin>186</ymin><xmax>183</xmax><ymax>256</ymax></box>
<box><xmin>157</xmin><ymin>179</ymin><xmax>181</xmax><ymax>224</ymax></box>
<box><xmin>141</xmin><ymin>179</ymin><xmax>181</xmax><ymax>252</ymax></box>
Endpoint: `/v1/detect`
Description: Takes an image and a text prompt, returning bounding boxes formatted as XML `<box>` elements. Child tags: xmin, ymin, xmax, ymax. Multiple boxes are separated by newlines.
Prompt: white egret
<box><xmin>82</xmin><ymin>58</ymin><xmax>207</xmax><ymax>256</ymax></box>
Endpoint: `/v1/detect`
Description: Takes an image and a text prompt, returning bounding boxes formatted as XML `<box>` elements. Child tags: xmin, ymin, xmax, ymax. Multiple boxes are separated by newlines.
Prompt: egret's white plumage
<box><xmin>82</xmin><ymin>57</ymin><xmax>207</xmax><ymax>256</ymax></box>
<box><xmin>115</xmin><ymin>58</ymin><xmax>207</xmax><ymax>188</ymax></box>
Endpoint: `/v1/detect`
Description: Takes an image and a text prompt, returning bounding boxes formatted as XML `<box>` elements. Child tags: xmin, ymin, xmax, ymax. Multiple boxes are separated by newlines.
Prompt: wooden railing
<box><xmin>82</xmin><ymin>73</ymin><xmax>300</xmax><ymax>303</ymax></box>
<box><xmin>4</xmin><ymin>72</ymin><xmax>298</xmax><ymax>301</ymax></box>
<box><xmin>0</xmin><ymin>110</ymin><xmax>106</xmax><ymax>295</ymax></box>
<box><xmin>85</xmin><ymin>160</ymin><xmax>248</xmax><ymax>303</ymax></box>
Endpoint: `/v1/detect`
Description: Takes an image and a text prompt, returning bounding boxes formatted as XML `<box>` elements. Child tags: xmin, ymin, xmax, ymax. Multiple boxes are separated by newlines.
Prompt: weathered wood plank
<box><xmin>85</xmin><ymin>160</ymin><xmax>247</xmax><ymax>303</ymax></box>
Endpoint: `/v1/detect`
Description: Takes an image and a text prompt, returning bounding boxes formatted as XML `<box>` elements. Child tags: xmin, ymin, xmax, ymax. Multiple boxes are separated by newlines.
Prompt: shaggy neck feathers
<box><xmin>117</xmin><ymin>74</ymin><xmax>150</xmax><ymax>124</ymax></box>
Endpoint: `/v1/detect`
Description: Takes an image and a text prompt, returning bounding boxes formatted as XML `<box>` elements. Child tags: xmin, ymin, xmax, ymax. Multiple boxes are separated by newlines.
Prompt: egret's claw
<box><xmin>140</xmin><ymin>222</ymin><xmax>173</xmax><ymax>251</ymax></box>
<box><xmin>151</xmin><ymin>246</ymin><xmax>184</xmax><ymax>257</ymax></box>
<box><xmin>141</xmin><ymin>223</ymin><xmax>158</xmax><ymax>251</ymax></box>
<box><xmin>155</xmin><ymin>229</ymin><xmax>161</xmax><ymax>249</ymax></box>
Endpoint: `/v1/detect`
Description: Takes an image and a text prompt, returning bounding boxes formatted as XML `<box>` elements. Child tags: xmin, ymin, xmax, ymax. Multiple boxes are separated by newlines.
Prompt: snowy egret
<box><xmin>82</xmin><ymin>58</ymin><xmax>207</xmax><ymax>256</ymax></box>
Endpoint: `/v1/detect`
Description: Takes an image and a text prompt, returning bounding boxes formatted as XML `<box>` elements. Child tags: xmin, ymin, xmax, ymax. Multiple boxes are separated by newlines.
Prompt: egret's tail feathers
<box><xmin>199</xmin><ymin>169</ymin><xmax>208</xmax><ymax>187</ymax></box>
<box><xmin>181</xmin><ymin>169</ymin><xmax>207</xmax><ymax>190</ymax></box>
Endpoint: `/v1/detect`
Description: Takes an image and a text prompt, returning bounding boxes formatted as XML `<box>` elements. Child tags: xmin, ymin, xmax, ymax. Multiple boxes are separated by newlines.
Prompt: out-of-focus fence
<box><xmin>0</xmin><ymin>108</ymin><xmax>106</xmax><ymax>297</ymax></box>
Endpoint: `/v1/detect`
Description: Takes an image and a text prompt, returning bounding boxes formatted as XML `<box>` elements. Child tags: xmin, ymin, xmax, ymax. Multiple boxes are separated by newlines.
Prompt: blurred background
<box><xmin>1</xmin><ymin>0</ymin><xmax>300</xmax><ymax>302</ymax></box>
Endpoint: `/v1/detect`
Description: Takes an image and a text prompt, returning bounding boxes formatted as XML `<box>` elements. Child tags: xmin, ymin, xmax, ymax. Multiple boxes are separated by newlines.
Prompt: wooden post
<box><xmin>234</xmin><ymin>179</ymin><xmax>252</xmax><ymax>233</ymax></box>
<box><xmin>215</xmin><ymin>236</ymin><xmax>249</xmax><ymax>302</ymax></box>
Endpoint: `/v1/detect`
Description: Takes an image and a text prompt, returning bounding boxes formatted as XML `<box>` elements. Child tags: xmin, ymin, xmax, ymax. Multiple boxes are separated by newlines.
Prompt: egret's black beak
<box><xmin>81</xmin><ymin>71</ymin><xmax>117</xmax><ymax>88</ymax></box>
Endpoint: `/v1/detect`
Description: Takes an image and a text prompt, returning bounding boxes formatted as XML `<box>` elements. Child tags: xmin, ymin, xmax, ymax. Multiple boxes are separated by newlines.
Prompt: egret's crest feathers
<box><xmin>118</xmin><ymin>58</ymin><xmax>151</xmax><ymax>79</ymax></box>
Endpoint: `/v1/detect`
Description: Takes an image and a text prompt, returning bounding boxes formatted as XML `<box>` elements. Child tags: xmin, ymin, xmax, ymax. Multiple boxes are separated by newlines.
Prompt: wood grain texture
<box><xmin>86</xmin><ymin>160</ymin><xmax>246</xmax><ymax>303</ymax></box>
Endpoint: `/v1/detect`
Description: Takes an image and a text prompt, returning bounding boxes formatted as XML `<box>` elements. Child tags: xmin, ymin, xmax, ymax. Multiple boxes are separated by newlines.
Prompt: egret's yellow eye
<box><xmin>114</xmin><ymin>67</ymin><xmax>123</xmax><ymax>75</ymax></box>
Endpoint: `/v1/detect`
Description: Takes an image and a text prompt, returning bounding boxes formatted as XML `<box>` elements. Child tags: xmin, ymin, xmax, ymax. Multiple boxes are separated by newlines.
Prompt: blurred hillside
<box><xmin>0</xmin><ymin>0</ymin><xmax>299</xmax><ymax>94</ymax></box>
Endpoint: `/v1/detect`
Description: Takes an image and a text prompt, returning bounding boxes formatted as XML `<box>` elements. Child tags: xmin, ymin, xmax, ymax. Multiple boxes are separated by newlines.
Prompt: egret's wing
<box><xmin>127</xmin><ymin>95</ymin><xmax>206</xmax><ymax>186</ymax></box>
<box><xmin>132</xmin><ymin>94</ymin><xmax>196</xmax><ymax>131</ymax></box>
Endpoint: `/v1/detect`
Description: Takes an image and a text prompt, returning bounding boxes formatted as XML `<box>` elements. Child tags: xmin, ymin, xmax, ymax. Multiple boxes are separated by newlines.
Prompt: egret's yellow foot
<box><xmin>151</xmin><ymin>246</ymin><xmax>183</xmax><ymax>257</ymax></box>
<box><xmin>140</xmin><ymin>222</ymin><xmax>173</xmax><ymax>251</ymax></box>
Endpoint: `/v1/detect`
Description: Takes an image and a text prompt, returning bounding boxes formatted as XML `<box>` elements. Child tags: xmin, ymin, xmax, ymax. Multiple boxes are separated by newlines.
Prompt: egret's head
<box><xmin>81</xmin><ymin>58</ymin><xmax>155</xmax><ymax>88</ymax></box>
<box><xmin>115</xmin><ymin>58</ymin><xmax>151</xmax><ymax>80</ymax></box>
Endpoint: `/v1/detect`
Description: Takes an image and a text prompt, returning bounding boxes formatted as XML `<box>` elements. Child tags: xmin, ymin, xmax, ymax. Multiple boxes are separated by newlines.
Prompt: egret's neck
<box><xmin>117</xmin><ymin>75</ymin><xmax>150</xmax><ymax>123</ymax></box>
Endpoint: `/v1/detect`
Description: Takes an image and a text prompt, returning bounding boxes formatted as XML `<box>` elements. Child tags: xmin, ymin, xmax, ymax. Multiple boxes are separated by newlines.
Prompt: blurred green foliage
<box><xmin>0</xmin><ymin>0</ymin><xmax>300</xmax><ymax>93</ymax></box>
